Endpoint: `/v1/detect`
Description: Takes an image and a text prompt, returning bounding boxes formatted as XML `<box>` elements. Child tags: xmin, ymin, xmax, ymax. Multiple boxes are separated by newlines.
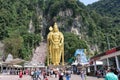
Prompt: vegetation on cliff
<box><xmin>88</xmin><ymin>0</ymin><xmax>120</xmax><ymax>52</ymax></box>
<box><xmin>0</xmin><ymin>0</ymin><xmax>119</xmax><ymax>62</ymax></box>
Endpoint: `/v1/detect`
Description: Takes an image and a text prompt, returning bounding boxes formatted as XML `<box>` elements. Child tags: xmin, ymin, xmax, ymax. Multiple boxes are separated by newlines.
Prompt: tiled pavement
<box><xmin>0</xmin><ymin>74</ymin><xmax>103</xmax><ymax>80</ymax></box>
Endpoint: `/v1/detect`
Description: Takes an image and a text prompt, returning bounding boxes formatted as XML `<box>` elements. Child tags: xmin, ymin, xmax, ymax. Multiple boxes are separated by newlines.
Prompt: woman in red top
<box><xmin>19</xmin><ymin>70</ymin><xmax>23</xmax><ymax>78</ymax></box>
<box><xmin>44</xmin><ymin>76</ymin><xmax>48</xmax><ymax>80</ymax></box>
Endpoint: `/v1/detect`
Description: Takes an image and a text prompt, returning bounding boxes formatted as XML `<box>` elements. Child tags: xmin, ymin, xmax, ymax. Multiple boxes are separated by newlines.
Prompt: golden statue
<box><xmin>47</xmin><ymin>23</ymin><xmax>64</xmax><ymax>66</ymax></box>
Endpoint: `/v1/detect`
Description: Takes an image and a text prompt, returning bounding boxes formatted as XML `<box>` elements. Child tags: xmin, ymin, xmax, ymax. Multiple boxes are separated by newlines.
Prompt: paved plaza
<box><xmin>0</xmin><ymin>74</ymin><xmax>103</xmax><ymax>80</ymax></box>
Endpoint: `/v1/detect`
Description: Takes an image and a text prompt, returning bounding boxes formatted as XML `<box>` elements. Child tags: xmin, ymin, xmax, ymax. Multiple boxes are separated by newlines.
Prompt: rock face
<box><xmin>28</xmin><ymin>19</ymin><xmax>35</xmax><ymax>33</ymax></box>
<box><xmin>58</xmin><ymin>9</ymin><xmax>73</xmax><ymax>17</ymax></box>
<box><xmin>0</xmin><ymin>41</ymin><xmax>4</xmax><ymax>54</ymax></box>
<box><xmin>0</xmin><ymin>41</ymin><xmax>4</xmax><ymax>60</ymax></box>
<box><xmin>30</xmin><ymin>42</ymin><xmax>47</xmax><ymax>66</ymax></box>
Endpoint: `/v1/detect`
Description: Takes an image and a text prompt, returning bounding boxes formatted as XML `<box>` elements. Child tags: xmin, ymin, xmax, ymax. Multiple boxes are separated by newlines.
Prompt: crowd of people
<box><xmin>96</xmin><ymin>67</ymin><xmax>120</xmax><ymax>80</ymax></box>
<box><xmin>2</xmin><ymin>66</ymin><xmax>120</xmax><ymax>80</ymax></box>
<box><xmin>16</xmin><ymin>67</ymin><xmax>72</xmax><ymax>80</ymax></box>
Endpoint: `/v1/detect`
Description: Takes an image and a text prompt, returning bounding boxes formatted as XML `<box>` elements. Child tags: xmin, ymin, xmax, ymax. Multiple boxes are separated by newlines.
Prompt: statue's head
<box><xmin>54</xmin><ymin>22</ymin><xmax>59</xmax><ymax>32</ymax></box>
<box><xmin>49</xmin><ymin>26</ymin><xmax>53</xmax><ymax>31</ymax></box>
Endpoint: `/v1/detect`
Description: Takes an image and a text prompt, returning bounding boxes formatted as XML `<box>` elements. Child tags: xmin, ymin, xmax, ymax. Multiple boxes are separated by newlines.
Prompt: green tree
<box><xmin>64</xmin><ymin>32</ymin><xmax>88</xmax><ymax>62</ymax></box>
<box><xmin>3</xmin><ymin>32</ymin><xmax>23</xmax><ymax>58</ymax></box>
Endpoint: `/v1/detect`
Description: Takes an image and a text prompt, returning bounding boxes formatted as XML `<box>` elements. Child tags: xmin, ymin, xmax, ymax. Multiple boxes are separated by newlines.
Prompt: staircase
<box><xmin>30</xmin><ymin>42</ymin><xmax>47</xmax><ymax>65</ymax></box>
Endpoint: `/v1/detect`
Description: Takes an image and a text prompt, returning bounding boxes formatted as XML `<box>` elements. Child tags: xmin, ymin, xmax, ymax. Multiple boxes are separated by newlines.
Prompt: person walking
<box><xmin>25</xmin><ymin>69</ymin><xmax>29</xmax><ymax>75</ymax></box>
<box><xmin>44</xmin><ymin>76</ymin><xmax>48</xmax><ymax>80</ymax></box>
<box><xmin>80</xmin><ymin>70</ymin><xmax>86</xmax><ymax>80</ymax></box>
<box><xmin>32</xmin><ymin>70</ymin><xmax>37</xmax><ymax>80</ymax></box>
<box><xmin>59</xmin><ymin>71</ymin><xmax>64</xmax><ymax>80</ymax></box>
<box><xmin>105</xmin><ymin>68</ymin><xmax>118</xmax><ymax>80</ymax></box>
<box><xmin>66</xmin><ymin>72</ymin><xmax>70</xmax><ymax>80</ymax></box>
<box><xmin>19</xmin><ymin>70</ymin><xmax>23</xmax><ymax>80</ymax></box>
<box><xmin>36</xmin><ymin>69</ymin><xmax>41</xmax><ymax>80</ymax></box>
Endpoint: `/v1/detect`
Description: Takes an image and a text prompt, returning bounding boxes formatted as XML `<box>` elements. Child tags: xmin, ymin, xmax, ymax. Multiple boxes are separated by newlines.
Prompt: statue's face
<box><xmin>54</xmin><ymin>27</ymin><xmax>59</xmax><ymax>32</ymax></box>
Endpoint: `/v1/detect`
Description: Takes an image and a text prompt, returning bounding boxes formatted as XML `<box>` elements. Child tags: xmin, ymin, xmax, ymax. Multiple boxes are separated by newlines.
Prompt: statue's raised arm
<box><xmin>47</xmin><ymin>26</ymin><xmax>53</xmax><ymax>65</ymax></box>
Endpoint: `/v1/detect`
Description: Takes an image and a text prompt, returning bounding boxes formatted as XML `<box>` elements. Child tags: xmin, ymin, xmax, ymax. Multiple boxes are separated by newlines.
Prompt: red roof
<box><xmin>106</xmin><ymin>48</ymin><xmax>116</xmax><ymax>55</ymax></box>
<box><xmin>90</xmin><ymin>46</ymin><xmax>120</xmax><ymax>61</ymax></box>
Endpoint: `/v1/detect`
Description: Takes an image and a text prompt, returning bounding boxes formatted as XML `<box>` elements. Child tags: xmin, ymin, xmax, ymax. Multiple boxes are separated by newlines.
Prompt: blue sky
<box><xmin>80</xmin><ymin>0</ymin><xmax>99</xmax><ymax>5</ymax></box>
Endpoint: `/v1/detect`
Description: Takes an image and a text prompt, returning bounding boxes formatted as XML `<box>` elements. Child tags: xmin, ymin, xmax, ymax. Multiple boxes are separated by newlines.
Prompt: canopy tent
<box><xmin>13</xmin><ymin>65</ymin><xmax>22</xmax><ymax>68</ymax></box>
<box><xmin>2</xmin><ymin>58</ymin><xmax>25</xmax><ymax>65</ymax></box>
<box><xmin>2</xmin><ymin>54</ymin><xmax>24</xmax><ymax>65</ymax></box>
<box><xmin>0</xmin><ymin>58</ymin><xmax>24</xmax><ymax>72</ymax></box>
<box><xmin>24</xmin><ymin>65</ymin><xmax>45</xmax><ymax>68</ymax></box>
<box><xmin>24</xmin><ymin>61</ymin><xmax>45</xmax><ymax>68</ymax></box>
<box><xmin>7</xmin><ymin>64</ymin><xmax>23</xmax><ymax>68</ymax></box>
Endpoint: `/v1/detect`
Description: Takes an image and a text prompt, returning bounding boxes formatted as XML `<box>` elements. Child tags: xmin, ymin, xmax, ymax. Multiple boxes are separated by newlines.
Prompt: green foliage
<box><xmin>64</xmin><ymin>32</ymin><xmax>88</xmax><ymax>62</ymax></box>
<box><xmin>1</xmin><ymin>0</ymin><xmax>120</xmax><ymax>61</ymax></box>
<box><xmin>0</xmin><ymin>0</ymin><xmax>41</xmax><ymax>60</ymax></box>
<box><xmin>20</xmin><ymin>46</ymin><xmax>32</xmax><ymax>60</ymax></box>
<box><xmin>88</xmin><ymin>0</ymin><xmax>120</xmax><ymax>51</ymax></box>
<box><xmin>44</xmin><ymin>0</ymin><xmax>85</xmax><ymax>18</ymax></box>
<box><xmin>3</xmin><ymin>32</ymin><xmax>23</xmax><ymax>58</ymax></box>
<box><xmin>88</xmin><ymin>0</ymin><xmax>120</xmax><ymax>17</ymax></box>
<box><xmin>22</xmin><ymin>33</ymin><xmax>41</xmax><ymax>59</ymax></box>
